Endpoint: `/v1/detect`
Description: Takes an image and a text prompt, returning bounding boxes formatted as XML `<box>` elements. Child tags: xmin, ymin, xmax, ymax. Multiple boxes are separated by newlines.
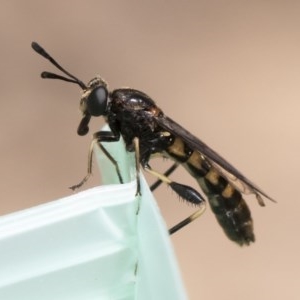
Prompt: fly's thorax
<box><xmin>110</xmin><ymin>88</ymin><xmax>163</xmax><ymax>116</ymax></box>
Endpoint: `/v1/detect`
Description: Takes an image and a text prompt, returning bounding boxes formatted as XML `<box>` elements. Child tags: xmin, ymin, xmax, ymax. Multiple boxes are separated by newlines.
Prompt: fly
<box><xmin>32</xmin><ymin>42</ymin><xmax>275</xmax><ymax>246</ymax></box>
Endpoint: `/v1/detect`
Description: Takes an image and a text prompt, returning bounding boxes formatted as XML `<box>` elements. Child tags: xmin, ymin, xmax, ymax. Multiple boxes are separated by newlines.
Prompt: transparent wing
<box><xmin>155</xmin><ymin>115</ymin><xmax>275</xmax><ymax>204</ymax></box>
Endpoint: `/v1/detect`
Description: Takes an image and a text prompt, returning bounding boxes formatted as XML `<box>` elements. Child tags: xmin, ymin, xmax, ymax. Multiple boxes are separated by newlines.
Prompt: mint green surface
<box><xmin>0</xmin><ymin>128</ymin><xmax>188</xmax><ymax>300</ymax></box>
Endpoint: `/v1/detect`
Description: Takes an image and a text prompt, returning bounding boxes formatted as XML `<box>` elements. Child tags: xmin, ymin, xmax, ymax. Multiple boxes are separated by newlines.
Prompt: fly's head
<box><xmin>31</xmin><ymin>42</ymin><xmax>109</xmax><ymax>136</ymax></box>
<box><xmin>77</xmin><ymin>76</ymin><xmax>109</xmax><ymax>135</ymax></box>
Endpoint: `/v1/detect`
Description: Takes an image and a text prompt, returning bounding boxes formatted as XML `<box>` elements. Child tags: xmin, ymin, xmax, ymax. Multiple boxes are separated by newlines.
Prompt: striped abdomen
<box><xmin>165</xmin><ymin>136</ymin><xmax>254</xmax><ymax>245</ymax></box>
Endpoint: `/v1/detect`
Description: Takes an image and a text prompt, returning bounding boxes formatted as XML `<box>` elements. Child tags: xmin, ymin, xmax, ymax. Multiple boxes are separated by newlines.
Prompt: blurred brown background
<box><xmin>1</xmin><ymin>1</ymin><xmax>299</xmax><ymax>299</ymax></box>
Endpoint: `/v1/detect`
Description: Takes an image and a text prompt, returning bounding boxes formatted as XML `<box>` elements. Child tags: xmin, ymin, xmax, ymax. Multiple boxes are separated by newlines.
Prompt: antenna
<box><xmin>31</xmin><ymin>42</ymin><xmax>87</xmax><ymax>90</ymax></box>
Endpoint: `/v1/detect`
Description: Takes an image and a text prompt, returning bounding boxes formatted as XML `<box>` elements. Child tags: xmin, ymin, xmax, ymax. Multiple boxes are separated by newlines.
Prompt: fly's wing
<box><xmin>155</xmin><ymin>115</ymin><xmax>275</xmax><ymax>204</ymax></box>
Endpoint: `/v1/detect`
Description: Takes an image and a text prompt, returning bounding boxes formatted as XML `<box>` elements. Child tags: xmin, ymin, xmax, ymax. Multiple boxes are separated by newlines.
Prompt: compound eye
<box><xmin>86</xmin><ymin>86</ymin><xmax>108</xmax><ymax>116</ymax></box>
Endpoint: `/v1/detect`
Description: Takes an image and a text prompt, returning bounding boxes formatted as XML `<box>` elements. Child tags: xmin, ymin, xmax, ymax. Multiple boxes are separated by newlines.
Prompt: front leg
<box><xmin>70</xmin><ymin>130</ymin><xmax>122</xmax><ymax>190</ymax></box>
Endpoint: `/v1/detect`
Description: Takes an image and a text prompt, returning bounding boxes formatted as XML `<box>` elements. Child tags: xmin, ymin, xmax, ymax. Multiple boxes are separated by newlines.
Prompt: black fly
<box><xmin>32</xmin><ymin>42</ymin><xmax>275</xmax><ymax>246</ymax></box>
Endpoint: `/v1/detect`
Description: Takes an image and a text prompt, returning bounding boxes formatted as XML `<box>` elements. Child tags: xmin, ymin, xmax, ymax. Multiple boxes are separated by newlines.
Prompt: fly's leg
<box><xmin>69</xmin><ymin>138</ymin><xmax>97</xmax><ymax>190</ymax></box>
<box><xmin>144</xmin><ymin>164</ymin><xmax>206</xmax><ymax>233</ymax></box>
<box><xmin>169</xmin><ymin>208</ymin><xmax>206</xmax><ymax>234</ymax></box>
<box><xmin>150</xmin><ymin>163</ymin><xmax>179</xmax><ymax>191</ymax></box>
<box><xmin>70</xmin><ymin>131</ymin><xmax>123</xmax><ymax>190</ymax></box>
<box><xmin>145</xmin><ymin>164</ymin><xmax>205</xmax><ymax>205</ymax></box>
<box><xmin>133</xmin><ymin>137</ymin><xmax>141</xmax><ymax>196</ymax></box>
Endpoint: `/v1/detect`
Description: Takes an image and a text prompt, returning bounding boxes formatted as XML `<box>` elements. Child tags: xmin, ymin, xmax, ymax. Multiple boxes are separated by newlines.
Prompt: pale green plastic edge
<box><xmin>0</xmin><ymin>127</ymin><xmax>188</xmax><ymax>300</ymax></box>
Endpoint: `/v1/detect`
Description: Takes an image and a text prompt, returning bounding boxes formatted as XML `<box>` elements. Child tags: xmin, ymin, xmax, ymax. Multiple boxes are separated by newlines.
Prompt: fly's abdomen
<box><xmin>166</xmin><ymin>136</ymin><xmax>254</xmax><ymax>245</ymax></box>
<box><xmin>197</xmin><ymin>170</ymin><xmax>254</xmax><ymax>245</ymax></box>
